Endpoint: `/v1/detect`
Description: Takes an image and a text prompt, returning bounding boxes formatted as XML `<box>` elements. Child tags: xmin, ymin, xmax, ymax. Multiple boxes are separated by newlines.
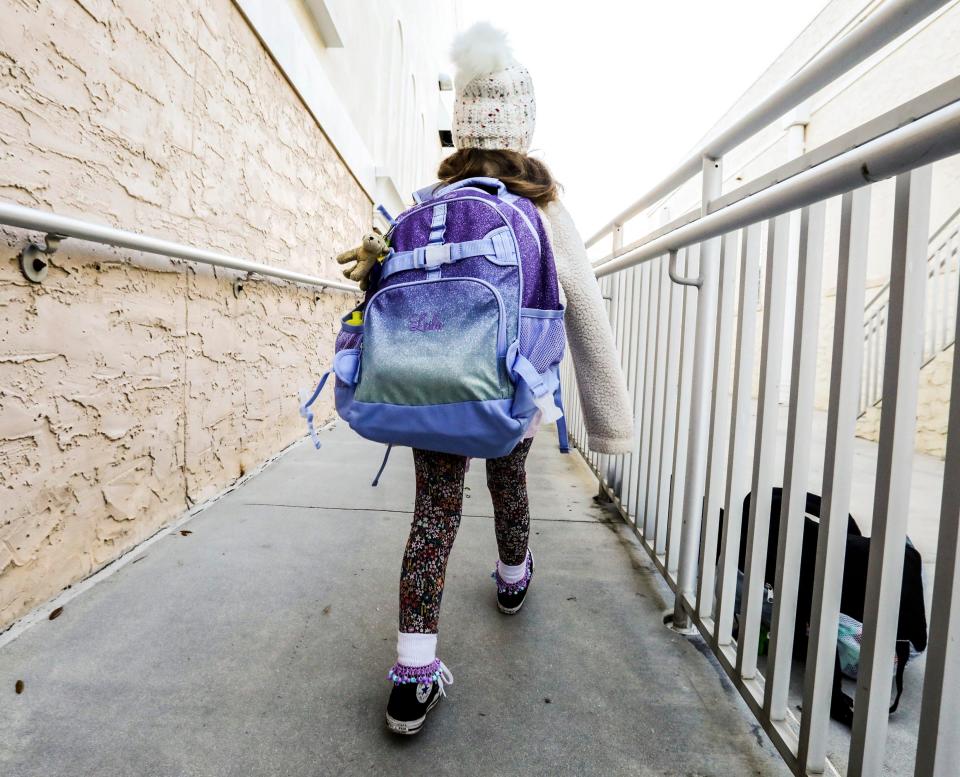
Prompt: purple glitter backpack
<box><xmin>301</xmin><ymin>177</ymin><xmax>568</xmax><ymax>463</ymax></box>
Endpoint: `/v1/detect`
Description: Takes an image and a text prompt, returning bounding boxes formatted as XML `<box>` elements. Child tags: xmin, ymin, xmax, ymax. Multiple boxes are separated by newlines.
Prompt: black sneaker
<box><xmin>384</xmin><ymin>661</ymin><xmax>453</xmax><ymax>735</ymax></box>
<box><xmin>492</xmin><ymin>550</ymin><xmax>534</xmax><ymax>615</ymax></box>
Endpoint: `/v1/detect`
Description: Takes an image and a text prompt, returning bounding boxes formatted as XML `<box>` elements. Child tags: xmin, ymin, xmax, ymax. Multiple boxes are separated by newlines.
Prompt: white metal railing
<box><xmin>561</xmin><ymin>4</ymin><xmax>960</xmax><ymax>775</ymax></box>
<box><xmin>0</xmin><ymin>199</ymin><xmax>361</xmax><ymax>293</ymax></box>
<box><xmin>860</xmin><ymin>207</ymin><xmax>960</xmax><ymax>415</ymax></box>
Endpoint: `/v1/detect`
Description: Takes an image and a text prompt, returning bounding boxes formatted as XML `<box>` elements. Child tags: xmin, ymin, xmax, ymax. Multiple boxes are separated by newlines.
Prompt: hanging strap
<box><xmin>376</xmin><ymin>203</ymin><xmax>396</xmax><ymax>227</ymax></box>
<box><xmin>554</xmin><ymin>383</ymin><xmax>570</xmax><ymax>453</ymax></box>
<box><xmin>371</xmin><ymin>444</ymin><xmax>394</xmax><ymax>487</ymax></box>
<box><xmin>299</xmin><ymin>371</ymin><xmax>331</xmax><ymax>449</ymax></box>
<box><xmin>511</xmin><ymin>353</ymin><xmax>550</xmax><ymax>398</ymax></box>
<box><xmin>889</xmin><ymin>640</ymin><xmax>911</xmax><ymax>714</ymax></box>
<box><xmin>510</xmin><ymin>351</ymin><xmax>564</xmax><ymax>427</ymax></box>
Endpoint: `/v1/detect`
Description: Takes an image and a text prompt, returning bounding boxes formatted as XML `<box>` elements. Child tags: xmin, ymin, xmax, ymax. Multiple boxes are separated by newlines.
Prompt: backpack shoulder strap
<box><xmin>433</xmin><ymin>176</ymin><xmax>508</xmax><ymax>199</ymax></box>
<box><xmin>412</xmin><ymin>182</ymin><xmax>441</xmax><ymax>204</ymax></box>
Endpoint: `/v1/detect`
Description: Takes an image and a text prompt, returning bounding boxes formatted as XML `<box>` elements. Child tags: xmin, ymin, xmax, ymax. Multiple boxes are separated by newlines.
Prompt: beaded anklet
<box><xmin>491</xmin><ymin>550</ymin><xmax>533</xmax><ymax>595</ymax></box>
<box><xmin>387</xmin><ymin>658</ymin><xmax>443</xmax><ymax>685</ymax></box>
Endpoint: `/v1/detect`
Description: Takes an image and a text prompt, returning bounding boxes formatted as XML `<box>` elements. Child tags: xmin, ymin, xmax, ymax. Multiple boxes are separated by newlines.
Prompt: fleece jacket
<box><xmin>539</xmin><ymin>199</ymin><xmax>634</xmax><ymax>454</ymax></box>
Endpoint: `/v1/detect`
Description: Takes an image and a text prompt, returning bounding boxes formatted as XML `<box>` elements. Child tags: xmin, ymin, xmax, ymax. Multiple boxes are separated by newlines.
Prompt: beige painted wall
<box><xmin>0</xmin><ymin>0</ymin><xmax>371</xmax><ymax>629</ymax></box>
<box><xmin>856</xmin><ymin>343</ymin><xmax>955</xmax><ymax>458</ymax></box>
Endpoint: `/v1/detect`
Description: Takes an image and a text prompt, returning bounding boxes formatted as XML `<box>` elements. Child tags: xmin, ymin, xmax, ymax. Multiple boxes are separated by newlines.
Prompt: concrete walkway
<box><xmin>0</xmin><ymin>423</ymin><xmax>791</xmax><ymax>777</ymax></box>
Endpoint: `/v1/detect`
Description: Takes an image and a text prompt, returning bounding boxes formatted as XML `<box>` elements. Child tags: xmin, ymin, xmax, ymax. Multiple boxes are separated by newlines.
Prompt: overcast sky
<box><xmin>457</xmin><ymin>0</ymin><xmax>830</xmax><ymax>236</ymax></box>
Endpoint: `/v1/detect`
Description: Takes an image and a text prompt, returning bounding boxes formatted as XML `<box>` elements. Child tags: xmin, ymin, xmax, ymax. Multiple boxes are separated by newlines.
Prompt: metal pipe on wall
<box><xmin>0</xmin><ymin>200</ymin><xmax>361</xmax><ymax>293</ymax></box>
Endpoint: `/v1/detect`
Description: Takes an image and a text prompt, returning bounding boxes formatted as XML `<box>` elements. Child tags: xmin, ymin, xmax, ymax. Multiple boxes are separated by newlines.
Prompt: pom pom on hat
<box><xmin>451</xmin><ymin>22</ymin><xmax>515</xmax><ymax>92</ymax></box>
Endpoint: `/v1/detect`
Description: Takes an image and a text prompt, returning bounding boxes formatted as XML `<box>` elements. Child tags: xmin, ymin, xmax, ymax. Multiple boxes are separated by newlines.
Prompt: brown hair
<box><xmin>437</xmin><ymin>148</ymin><xmax>560</xmax><ymax>208</ymax></box>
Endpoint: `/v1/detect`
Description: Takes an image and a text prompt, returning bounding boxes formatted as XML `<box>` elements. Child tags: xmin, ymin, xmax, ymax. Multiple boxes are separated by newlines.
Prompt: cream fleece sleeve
<box><xmin>540</xmin><ymin>199</ymin><xmax>634</xmax><ymax>454</ymax></box>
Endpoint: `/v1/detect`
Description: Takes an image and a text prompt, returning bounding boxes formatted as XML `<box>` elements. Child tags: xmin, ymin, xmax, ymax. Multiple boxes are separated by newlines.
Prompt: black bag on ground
<box><xmin>717</xmin><ymin>487</ymin><xmax>927</xmax><ymax>725</ymax></box>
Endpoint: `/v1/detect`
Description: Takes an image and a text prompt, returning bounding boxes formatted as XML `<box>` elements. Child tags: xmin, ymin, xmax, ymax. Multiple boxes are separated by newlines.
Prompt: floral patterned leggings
<box><xmin>398</xmin><ymin>438</ymin><xmax>534</xmax><ymax>633</ymax></box>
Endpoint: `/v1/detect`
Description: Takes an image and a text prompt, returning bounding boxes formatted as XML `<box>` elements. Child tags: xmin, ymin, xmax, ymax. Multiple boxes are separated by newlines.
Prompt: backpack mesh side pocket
<box><xmin>518</xmin><ymin>308</ymin><xmax>565</xmax><ymax>374</ymax></box>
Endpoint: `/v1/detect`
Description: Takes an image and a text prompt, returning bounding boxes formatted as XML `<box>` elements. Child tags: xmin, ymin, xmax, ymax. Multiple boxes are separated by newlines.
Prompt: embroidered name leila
<box><xmin>408</xmin><ymin>313</ymin><xmax>444</xmax><ymax>332</ymax></box>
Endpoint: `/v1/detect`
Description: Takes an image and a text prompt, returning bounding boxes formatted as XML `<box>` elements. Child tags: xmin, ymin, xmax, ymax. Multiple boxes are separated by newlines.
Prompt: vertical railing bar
<box><xmin>673</xmin><ymin>156</ymin><xmax>723</xmax><ymax>626</ymax></box>
<box><xmin>596</xmin><ymin>274</ymin><xmax>615</xmax><ymax>474</ymax></box>
<box><xmin>798</xmin><ymin>187</ymin><xmax>872</xmax><ymax>773</ymax></box>
<box><xmin>924</xmin><ymin>265</ymin><xmax>934</xmax><ymax>358</ymax></box>
<box><xmin>666</xmin><ymin>246</ymin><xmax>698</xmax><ymax>578</ymax></box>
<box><xmin>639</xmin><ymin>258</ymin><xmax>659</xmax><ymax>540</ymax></box>
<box><xmin>914</xmin><ymin>228</ymin><xmax>960</xmax><ymax>777</ymax></box>
<box><xmin>612</xmin><ymin>258</ymin><xmax>630</xmax><ymax>497</ymax></box>
<box><xmin>938</xmin><ymin>246</ymin><xmax>944</xmax><ymax>352</ymax></box>
<box><xmin>569</xmin><ymin>358</ymin><xmax>581</xmax><ymax>450</ymax></box>
<box><xmin>867</xmin><ymin>316</ymin><xmax>887</xmax><ymax>407</ymax></box>
<box><xmin>650</xmin><ymin>257</ymin><xmax>669</xmax><ymax>554</ymax></box>
<box><xmin>624</xmin><ymin>267</ymin><xmax>644</xmax><ymax>523</ymax></box>
<box><xmin>603</xmin><ymin>273</ymin><xmax>622</xmax><ymax>481</ymax></box>
<box><xmin>660</xmin><ymin>256</ymin><xmax>683</xmax><ymax>572</ymax></box>
<box><xmin>620</xmin><ymin>265</ymin><xmax>639</xmax><ymax>515</ymax></box>
<box><xmin>737</xmin><ymin>213</ymin><xmax>791</xmax><ymax>680</ymax></box>
<box><xmin>862</xmin><ymin>319</ymin><xmax>872</xmax><ymax>413</ymax></box>
<box><xmin>569</xmin><ymin>359</ymin><xmax>580</xmax><ymax>450</ymax></box>
<box><xmin>848</xmin><ymin>166</ymin><xmax>933</xmax><ymax>775</ymax></box>
<box><xmin>610</xmin><ymin>227</ymin><xmax>626</xmax><ymax>502</ymax></box>
<box><xmin>696</xmin><ymin>230</ymin><xmax>740</xmax><ymax>620</ymax></box>
<box><xmin>951</xmin><ymin>234</ymin><xmax>959</xmax><ymax>347</ymax></box>
<box><xmin>765</xmin><ymin>202</ymin><xmax>827</xmax><ymax>722</ymax></box>
<box><xmin>629</xmin><ymin>263</ymin><xmax>651</xmax><ymax>527</ymax></box>
<box><xmin>714</xmin><ymin>224</ymin><xmax>762</xmax><ymax>646</ymax></box>
<box><xmin>878</xmin><ymin>311</ymin><xmax>886</xmax><ymax>406</ymax></box>
<box><xmin>872</xmin><ymin>316</ymin><xmax>878</xmax><ymax>412</ymax></box>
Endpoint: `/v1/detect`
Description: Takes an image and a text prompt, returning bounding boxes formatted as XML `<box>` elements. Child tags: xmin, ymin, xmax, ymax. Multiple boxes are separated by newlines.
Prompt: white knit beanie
<box><xmin>450</xmin><ymin>23</ymin><xmax>536</xmax><ymax>153</ymax></box>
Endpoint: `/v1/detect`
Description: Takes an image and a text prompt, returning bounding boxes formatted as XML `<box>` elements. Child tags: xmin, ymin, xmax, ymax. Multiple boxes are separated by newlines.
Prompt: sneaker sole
<box><xmin>384</xmin><ymin>690</ymin><xmax>443</xmax><ymax>735</ymax></box>
<box><xmin>497</xmin><ymin>552</ymin><xmax>534</xmax><ymax>615</ymax></box>
<box><xmin>497</xmin><ymin>599</ymin><xmax>525</xmax><ymax>615</ymax></box>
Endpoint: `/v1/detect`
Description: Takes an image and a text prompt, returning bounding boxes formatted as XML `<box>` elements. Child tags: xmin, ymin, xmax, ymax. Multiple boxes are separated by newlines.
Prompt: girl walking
<box><xmin>341</xmin><ymin>23</ymin><xmax>633</xmax><ymax>734</ymax></box>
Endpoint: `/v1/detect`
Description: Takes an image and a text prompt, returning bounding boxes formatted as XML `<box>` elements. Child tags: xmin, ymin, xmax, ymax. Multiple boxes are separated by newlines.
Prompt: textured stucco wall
<box><xmin>0</xmin><ymin>0</ymin><xmax>368</xmax><ymax>629</ymax></box>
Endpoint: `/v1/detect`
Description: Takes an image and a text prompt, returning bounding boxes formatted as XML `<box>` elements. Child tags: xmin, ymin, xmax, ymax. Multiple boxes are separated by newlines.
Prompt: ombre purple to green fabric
<box><xmin>355</xmin><ymin>277</ymin><xmax>509</xmax><ymax>407</ymax></box>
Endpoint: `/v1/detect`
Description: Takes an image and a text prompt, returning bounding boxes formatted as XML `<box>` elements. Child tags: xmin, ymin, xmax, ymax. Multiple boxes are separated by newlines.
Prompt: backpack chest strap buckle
<box><xmin>419</xmin><ymin>243</ymin><xmax>451</xmax><ymax>268</ymax></box>
<box><xmin>379</xmin><ymin>237</ymin><xmax>499</xmax><ymax>281</ymax></box>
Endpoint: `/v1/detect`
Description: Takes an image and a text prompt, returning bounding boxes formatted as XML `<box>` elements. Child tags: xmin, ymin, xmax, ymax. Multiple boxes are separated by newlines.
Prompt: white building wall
<box><xmin>237</xmin><ymin>0</ymin><xmax>463</xmax><ymax>218</ymax></box>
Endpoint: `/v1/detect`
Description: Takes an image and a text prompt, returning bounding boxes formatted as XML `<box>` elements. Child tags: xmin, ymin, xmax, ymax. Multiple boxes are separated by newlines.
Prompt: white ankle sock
<box><xmin>498</xmin><ymin>550</ymin><xmax>529</xmax><ymax>584</ymax></box>
<box><xmin>396</xmin><ymin>631</ymin><xmax>437</xmax><ymax>667</ymax></box>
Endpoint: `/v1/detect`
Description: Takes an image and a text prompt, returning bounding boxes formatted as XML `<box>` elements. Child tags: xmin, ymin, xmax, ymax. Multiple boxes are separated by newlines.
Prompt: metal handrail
<box><xmin>0</xmin><ymin>200</ymin><xmax>361</xmax><ymax>293</ymax></box>
<box><xmin>585</xmin><ymin>0</ymin><xmax>951</xmax><ymax>248</ymax></box>
<box><xmin>594</xmin><ymin>98</ymin><xmax>960</xmax><ymax>278</ymax></box>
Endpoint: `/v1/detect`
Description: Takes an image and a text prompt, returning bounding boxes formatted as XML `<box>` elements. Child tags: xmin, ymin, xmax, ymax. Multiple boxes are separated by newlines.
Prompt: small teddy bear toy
<box><xmin>335</xmin><ymin>230</ymin><xmax>388</xmax><ymax>291</ymax></box>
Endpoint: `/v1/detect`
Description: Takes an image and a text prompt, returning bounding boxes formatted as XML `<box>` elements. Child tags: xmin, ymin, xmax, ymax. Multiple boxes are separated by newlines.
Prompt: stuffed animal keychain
<box><xmin>336</xmin><ymin>230</ymin><xmax>388</xmax><ymax>291</ymax></box>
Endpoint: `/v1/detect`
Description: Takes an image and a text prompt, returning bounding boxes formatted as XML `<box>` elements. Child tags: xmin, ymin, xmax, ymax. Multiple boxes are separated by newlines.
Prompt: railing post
<box><xmin>849</xmin><ymin>165</ymin><xmax>933</xmax><ymax>776</ymax></box>
<box><xmin>673</xmin><ymin>156</ymin><xmax>722</xmax><ymax>629</ymax></box>
<box><xmin>780</xmin><ymin>110</ymin><xmax>809</xmax><ymax>402</ymax></box>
